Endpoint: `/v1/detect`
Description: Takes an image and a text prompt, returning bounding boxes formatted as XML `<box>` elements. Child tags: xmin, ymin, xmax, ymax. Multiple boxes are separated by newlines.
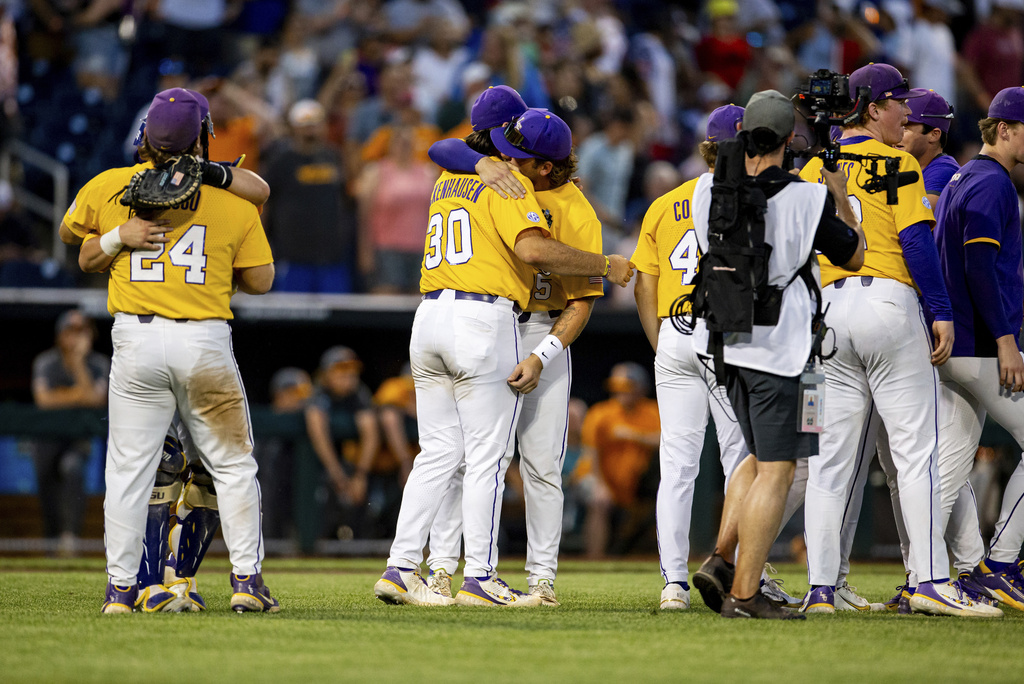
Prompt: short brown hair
<box><xmin>466</xmin><ymin>129</ymin><xmax>500</xmax><ymax>157</ymax></box>
<box><xmin>548</xmin><ymin>151</ymin><xmax>579</xmax><ymax>188</ymax></box>
<box><xmin>139</xmin><ymin>134</ymin><xmax>200</xmax><ymax>165</ymax></box>
<box><xmin>698</xmin><ymin>140</ymin><xmax>718</xmax><ymax>167</ymax></box>
<box><xmin>978</xmin><ymin>117</ymin><xmax>1023</xmax><ymax>145</ymax></box>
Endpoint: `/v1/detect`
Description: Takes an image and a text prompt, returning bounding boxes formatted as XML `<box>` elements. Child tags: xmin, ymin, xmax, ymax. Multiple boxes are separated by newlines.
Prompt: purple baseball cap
<box><xmin>146</xmin><ymin>88</ymin><xmax>201</xmax><ymax>153</ymax></box>
<box><xmin>706</xmin><ymin>104</ymin><xmax>744</xmax><ymax>141</ymax></box>
<box><xmin>849</xmin><ymin>63</ymin><xmax>924</xmax><ymax>102</ymax></box>
<box><xmin>188</xmin><ymin>89</ymin><xmax>215</xmax><ymax>139</ymax></box>
<box><xmin>471</xmin><ymin>85</ymin><xmax>528</xmax><ymax>131</ymax></box>
<box><xmin>988</xmin><ymin>86</ymin><xmax>1024</xmax><ymax>123</ymax></box>
<box><xmin>491</xmin><ymin>108</ymin><xmax>572</xmax><ymax>161</ymax></box>
<box><xmin>906</xmin><ymin>89</ymin><xmax>954</xmax><ymax>133</ymax></box>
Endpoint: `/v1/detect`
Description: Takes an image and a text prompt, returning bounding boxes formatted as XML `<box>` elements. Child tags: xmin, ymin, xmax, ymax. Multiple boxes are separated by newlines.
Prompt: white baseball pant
<box><xmin>388</xmin><ymin>291</ymin><xmax>523</xmax><ymax>578</ymax></box>
<box><xmin>805</xmin><ymin>277</ymin><xmax>946</xmax><ymax>587</ymax></box>
<box><xmin>654</xmin><ymin>320</ymin><xmax>747</xmax><ymax>584</ymax></box>
<box><xmin>937</xmin><ymin>355</ymin><xmax>1024</xmax><ymax>564</ymax></box>
<box><xmin>104</xmin><ymin>314</ymin><xmax>262</xmax><ymax>586</ymax></box>
<box><xmin>427</xmin><ymin>314</ymin><xmax>573</xmax><ymax>584</ymax></box>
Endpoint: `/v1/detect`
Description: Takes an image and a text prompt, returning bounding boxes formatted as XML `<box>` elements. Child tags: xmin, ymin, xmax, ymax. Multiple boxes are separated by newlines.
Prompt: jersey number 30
<box><xmin>669</xmin><ymin>230</ymin><xmax>700</xmax><ymax>286</ymax></box>
<box><xmin>130</xmin><ymin>224</ymin><xmax>208</xmax><ymax>284</ymax></box>
<box><xmin>424</xmin><ymin>208</ymin><xmax>474</xmax><ymax>269</ymax></box>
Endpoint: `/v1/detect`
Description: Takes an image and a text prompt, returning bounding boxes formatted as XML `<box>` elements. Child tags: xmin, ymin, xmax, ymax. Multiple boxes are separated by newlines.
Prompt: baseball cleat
<box><xmin>529</xmin><ymin>578</ymin><xmax>560</xmax><ymax>606</ymax></box>
<box><xmin>692</xmin><ymin>553</ymin><xmax>734</xmax><ymax>613</ymax></box>
<box><xmin>760</xmin><ymin>563</ymin><xmax>801</xmax><ymax>607</ymax></box>
<box><xmin>909</xmin><ymin>581</ymin><xmax>1003</xmax><ymax>617</ymax></box>
<box><xmin>427</xmin><ymin>569</ymin><xmax>453</xmax><ymax>598</ymax></box>
<box><xmin>970</xmin><ymin>561</ymin><xmax>1024</xmax><ymax>611</ymax></box>
<box><xmin>455</xmin><ymin>576</ymin><xmax>542</xmax><ymax>607</ymax></box>
<box><xmin>834</xmin><ymin>580</ymin><xmax>885</xmax><ymax>611</ymax></box>
<box><xmin>799</xmin><ymin>585</ymin><xmax>835</xmax><ymax>614</ymax></box>
<box><xmin>660</xmin><ymin>583</ymin><xmax>690</xmax><ymax>610</ymax></box>
<box><xmin>374</xmin><ymin>566</ymin><xmax>453</xmax><ymax>606</ymax></box>
<box><xmin>957</xmin><ymin>573</ymin><xmax>999</xmax><ymax>608</ymax></box>
<box><xmin>167</xmin><ymin>576</ymin><xmax>206</xmax><ymax>611</ymax></box>
<box><xmin>722</xmin><ymin>592</ymin><xmax>806</xmax><ymax>620</ymax></box>
<box><xmin>101</xmin><ymin>583</ymin><xmax>138</xmax><ymax>614</ymax></box>
<box><xmin>230</xmin><ymin>573</ymin><xmax>280</xmax><ymax>613</ymax></box>
<box><xmin>883</xmin><ymin>573</ymin><xmax>911</xmax><ymax>613</ymax></box>
<box><xmin>135</xmin><ymin>583</ymin><xmax>191</xmax><ymax>613</ymax></box>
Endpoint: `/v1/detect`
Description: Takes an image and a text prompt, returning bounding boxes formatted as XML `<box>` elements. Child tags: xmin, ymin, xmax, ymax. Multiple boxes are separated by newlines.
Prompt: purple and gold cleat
<box><xmin>374</xmin><ymin>566</ymin><xmax>453</xmax><ymax>606</ymax></box>
<box><xmin>167</xmin><ymin>576</ymin><xmax>206</xmax><ymax>611</ymax></box>
<box><xmin>799</xmin><ymin>585</ymin><xmax>835</xmax><ymax>614</ymax></box>
<box><xmin>958</xmin><ymin>573</ymin><xmax>999</xmax><ymax>608</ymax></box>
<box><xmin>101</xmin><ymin>582</ymin><xmax>138</xmax><ymax>614</ymax></box>
<box><xmin>909</xmin><ymin>580</ymin><xmax>1003</xmax><ymax>617</ymax></box>
<box><xmin>970</xmin><ymin>561</ymin><xmax>1024</xmax><ymax>612</ymax></box>
<box><xmin>230</xmin><ymin>573</ymin><xmax>280</xmax><ymax>613</ymax></box>
<box><xmin>135</xmin><ymin>583</ymin><xmax>191</xmax><ymax>613</ymax></box>
<box><xmin>455</xmin><ymin>575</ymin><xmax>542</xmax><ymax>607</ymax></box>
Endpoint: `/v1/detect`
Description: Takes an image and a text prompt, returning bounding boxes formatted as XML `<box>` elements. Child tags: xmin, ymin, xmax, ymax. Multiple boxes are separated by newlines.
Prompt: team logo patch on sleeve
<box><xmin>527</xmin><ymin>212</ymin><xmax>540</xmax><ymax>222</ymax></box>
<box><xmin>922</xmin><ymin>196</ymin><xmax>931</xmax><ymax>209</ymax></box>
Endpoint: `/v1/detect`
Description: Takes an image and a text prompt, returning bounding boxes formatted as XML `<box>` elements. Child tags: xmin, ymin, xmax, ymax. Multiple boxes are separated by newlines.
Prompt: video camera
<box><xmin>790</xmin><ymin>69</ymin><xmax>918</xmax><ymax>205</ymax></box>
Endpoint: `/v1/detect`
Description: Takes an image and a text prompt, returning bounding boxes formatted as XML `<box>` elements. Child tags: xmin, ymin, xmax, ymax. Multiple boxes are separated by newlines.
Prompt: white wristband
<box><xmin>530</xmin><ymin>334</ymin><xmax>565</xmax><ymax>369</ymax></box>
<box><xmin>99</xmin><ymin>225</ymin><xmax>124</xmax><ymax>257</ymax></box>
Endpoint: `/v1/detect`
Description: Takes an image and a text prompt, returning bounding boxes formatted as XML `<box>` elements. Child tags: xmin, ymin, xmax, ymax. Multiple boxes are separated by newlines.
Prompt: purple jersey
<box><xmin>923</xmin><ymin>153</ymin><xmax>960</xmax><ymax>196</ymax></box>
<box><xmin>934</xmin><ymin>155</ymin><xmax>1024</xmax><ymax>357</ymax></box>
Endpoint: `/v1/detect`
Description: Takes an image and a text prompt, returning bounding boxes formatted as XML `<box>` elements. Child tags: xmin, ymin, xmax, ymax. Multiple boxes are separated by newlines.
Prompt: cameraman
<box><xmin>798</xmin><ymin>64</ymin><xmax>990</xmax><ymax>616</ymax></box>
<box><xmin>690</xmin><ymin>90</ymin><xmax>864</xmax><ymax>619</ymax></box>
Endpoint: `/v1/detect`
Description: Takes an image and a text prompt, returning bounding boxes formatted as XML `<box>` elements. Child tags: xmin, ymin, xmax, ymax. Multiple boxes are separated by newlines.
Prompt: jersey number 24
<box><xmin>130</xmin><ymin>224</ymin><xmax>208</xmax><ymax>284</ymax></box>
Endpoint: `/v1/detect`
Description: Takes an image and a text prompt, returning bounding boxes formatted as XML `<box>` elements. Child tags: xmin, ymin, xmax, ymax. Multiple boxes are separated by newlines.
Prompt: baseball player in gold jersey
<box><xmin>799</xmin><ymin>64</ymin><xmax>999</xmax><ymax>616</ymax></box>
<box><xmin>375</xmin><ymin>109</ymin><xmax>633</xmax><ymax>607</ymax></box>
<box><xmin>64</xmin><ymin>88</ymin><xmax>280</xmax><ymax>614</ymax></box>
<box><xmin>423</xmin><ymin>107</ymin><xmax>605</xmax><ymax>605</ymax></box>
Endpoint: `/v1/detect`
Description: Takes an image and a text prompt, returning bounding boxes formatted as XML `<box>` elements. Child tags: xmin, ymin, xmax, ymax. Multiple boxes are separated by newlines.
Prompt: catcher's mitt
<box><xmin>120</xmin><ymin>155</ymin><xmax>203</xmax><ymax>211</ymax></box>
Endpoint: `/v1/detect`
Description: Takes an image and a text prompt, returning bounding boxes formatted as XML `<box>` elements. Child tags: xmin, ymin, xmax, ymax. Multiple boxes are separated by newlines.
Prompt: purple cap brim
<box><xmin>490</xmin><ymin>125</ymin><xmax>535</xmax><ymax>159</ymax></box>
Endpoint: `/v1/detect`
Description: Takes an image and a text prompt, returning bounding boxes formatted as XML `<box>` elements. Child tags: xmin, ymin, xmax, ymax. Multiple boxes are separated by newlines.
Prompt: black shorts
<box><xmin>723</xmin><ymin>364</ymin><xmax>817</xmax><ymax>462</ymax></box>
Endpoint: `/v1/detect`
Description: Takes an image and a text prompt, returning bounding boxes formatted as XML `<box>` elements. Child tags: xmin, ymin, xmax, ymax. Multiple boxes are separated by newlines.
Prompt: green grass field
<box><xmin>2</xmin><ymin>557</ymin><xmax>1022</xmax><ymax>683</ymax></box>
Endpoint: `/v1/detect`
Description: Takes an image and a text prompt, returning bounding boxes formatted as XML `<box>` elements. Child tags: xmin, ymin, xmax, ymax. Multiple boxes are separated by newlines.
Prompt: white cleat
<box><xmin>660</xmin><ymin>583</ymin><xmax>690</xmax><ymax>610</ymax></box>
<box><xmin>835</xmin><ymin>580</ymin><xmax>885</xmax><ymax>612</ymax></box>
<box><xmin>374</xmin><ymin>567</ymin><xmax>454</xmax><ymax>606</ymax></box>
<box><xmin>427</xmin><ymin>569</ymin><xmax>453</xmax><ymax>598</ymax></box>
<box><xmin>760</xmin><ymin>563</ymin><xmax>801</xmax><ymax>608</ymax></box>
<box><xmin>455</xmin><ymin>576</ymin><xmax>542</xmax><ymax>607</ymax></box>
<box><xmin>909</xmin><ymin>581</ymin><xmax>1003</xmax><ymax>618</ymax></box>
<box><xmin>529</xmin><ymin>579</ymin><xmax>561</xmax><ymax>606</ymax></box>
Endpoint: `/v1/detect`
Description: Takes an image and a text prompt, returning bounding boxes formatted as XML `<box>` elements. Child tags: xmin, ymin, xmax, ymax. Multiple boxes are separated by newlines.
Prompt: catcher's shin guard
<box><xmin>139</xmin><ymin>434</ymin><xmax>186</xmax><ymax>587</ymax></box>
<box><xmin>174</xmin><ymin>464</ymin><xmax>220</xmax><ymax>578</ymax></box>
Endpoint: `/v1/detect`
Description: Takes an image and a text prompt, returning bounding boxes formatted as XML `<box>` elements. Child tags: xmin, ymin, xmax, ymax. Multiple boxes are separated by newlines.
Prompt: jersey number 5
<box><xmin>669</xmin><ymin>230</ymin><xmax>700</xmax><ymax>286</ymax></box>
<box><xmin>424</xmin><ymin>208</ymin><xmax>474</xmax><ymax>269</ymax></box>
<box><xmin>130</xmin><ymin>224</ymin><xmax>208</xmax><ymax>284</ymax></box>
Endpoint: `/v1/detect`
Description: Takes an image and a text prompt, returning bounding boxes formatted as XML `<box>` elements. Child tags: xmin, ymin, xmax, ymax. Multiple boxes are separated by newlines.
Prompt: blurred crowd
<box><xmin>3</xmin><ymin>0</ymin><xmax>1024</xmax><ymax>295</ymax></box>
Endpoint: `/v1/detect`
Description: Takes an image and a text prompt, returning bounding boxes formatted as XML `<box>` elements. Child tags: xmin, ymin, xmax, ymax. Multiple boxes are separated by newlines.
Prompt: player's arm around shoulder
<box><xmin>79</xmin><ymin>215</ymin><xmax>172</xmax><ymax>273</ymax></box>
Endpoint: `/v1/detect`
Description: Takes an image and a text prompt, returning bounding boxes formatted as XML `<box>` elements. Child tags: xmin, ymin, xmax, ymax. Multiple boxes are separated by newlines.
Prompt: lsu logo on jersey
<box><xmin>527</xmin><ymin>211</ymin><xmax>541</xmax><ymax>223</ymax></box>
<box><xmin>922</xmin><ymin>196</ymin><xmax>931</xmax><ymax>209</ymax></box>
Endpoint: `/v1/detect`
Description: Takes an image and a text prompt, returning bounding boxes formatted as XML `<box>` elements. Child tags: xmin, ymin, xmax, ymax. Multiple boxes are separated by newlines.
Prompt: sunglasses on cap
<box><xmin>920</xmin><ymin>108</ymin><xmax>955</xmax><ymax>120</ymax></box>
<box><xmin>502</xmin><ymin>117</ymin><xmax>553</xmax><ymax>161</ymax></box>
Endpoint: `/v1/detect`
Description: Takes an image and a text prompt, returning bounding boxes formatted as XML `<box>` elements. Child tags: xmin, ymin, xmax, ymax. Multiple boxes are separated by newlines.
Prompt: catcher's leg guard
<box><xmin>138</xmin><ymin>433</ymin><xmax>185</xmax><ymax>588</ymax></box>
<box><xmin>174</xmin><ymin>463</ymin><xmax>220</xmax><ymax>578</ymax></box>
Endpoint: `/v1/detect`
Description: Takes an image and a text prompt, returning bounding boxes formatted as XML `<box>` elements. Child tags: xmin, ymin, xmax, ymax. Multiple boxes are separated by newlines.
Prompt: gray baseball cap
<box><xmin>742</xmin><ymin>90</ymin><xmax>794</xmax><ymax>140</ymax></box>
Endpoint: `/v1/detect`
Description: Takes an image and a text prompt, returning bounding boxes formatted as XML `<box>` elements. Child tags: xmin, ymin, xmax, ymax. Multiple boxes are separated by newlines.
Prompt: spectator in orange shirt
<box><xmin>575</xmin><ymin>362</ymin><xmax>660</xmax><ymax>558</ymax></box>
<box><xmin>373</xmin><ymin>363</ymin><xmax>417</xmax><ymax>487</ymax></box>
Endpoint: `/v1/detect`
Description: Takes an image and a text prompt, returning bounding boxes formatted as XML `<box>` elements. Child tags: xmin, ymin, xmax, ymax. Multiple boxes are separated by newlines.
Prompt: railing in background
<box><xmin>0</xmin><ymin>140</ymin><xmax>70</xmax><ymax>263</ymax></box>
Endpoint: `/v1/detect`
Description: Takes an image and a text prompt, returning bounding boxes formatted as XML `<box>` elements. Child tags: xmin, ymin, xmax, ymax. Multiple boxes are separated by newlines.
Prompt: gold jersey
<box><xmin>800</xmin><ymin>137</ymin><xmax>933</xmax><ymax>288</ymax></box>
<box><xmin>64</xmin><ymin>163</ymin><xmax>273</xmax><ymax>320</ymax></box>
<box><xmin>419</xmin><ymin>170</ymin><xmax>547</xmax><ymax>308</ymax></box>
<box><xmin>527</xmin><ymin>182</ymin><xmax>604</xmax><ymax>312</ymax></box>
<box><xmin>632</xmin><ymin>177</ymin><xmax>700</xmax><ymax>318</ymax></box>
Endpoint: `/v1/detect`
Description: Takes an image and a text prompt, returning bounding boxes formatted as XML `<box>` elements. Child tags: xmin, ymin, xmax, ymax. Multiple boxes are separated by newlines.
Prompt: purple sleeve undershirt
<box><xmin>899</xmin><ymin>221</ymin><xmax>953</xmax><ymax>321</ymax></box>
<box><xmin>428</xmin><ymin>138</ymin><xmax>484</xmax><ymax>173</ymax></box>
<box><xmin>964</xmin><ymin>241</ymin><xmax>1015</xmax><ymax>339</ymax></box>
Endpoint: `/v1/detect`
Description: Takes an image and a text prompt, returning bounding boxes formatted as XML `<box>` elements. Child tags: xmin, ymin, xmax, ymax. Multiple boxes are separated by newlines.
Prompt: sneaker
<box><xmin>374</xmin><ymin>566</ymin><xmax>453</xmax><ymax>606</ymax></box>
<box><xmin>455</xmin><ymin>576</ymin><xmax>542</xmax><ymax>607</ymax></box>
<box><xmin>230</xmin><ymin>573</ymin><xmax>281</xmax><ymax>613</ymax></box>
<box><xmin>909</xmin><ymin>581</ymin><xmax>1003</xmax><ymax>618</ymax></box>
<box><xmin>529</xmin><ymin>578</ymin><xmax>560</xmax><ymax>606</ymax></box>
<box><xmin>799</xmin><ymin>585</ymin><xmax>835</xmax><ymax>614</ymax></box>
<box><xmin>135</xmin><ymin>584</ymin><xmax>191</xmax><ymax>613</ymax></box>
<box><xmin>957</xmin><ymin>573</ymin><xmax>999</xmax><ymax>608</ymax></box>
<box><xmin>722</xmin><ymin>592</ymin><xmax>806</xmax><ymax>620</ymax></box>
<box><xmin>760</xmin><ymin>563</ymin><xmax>801</xmax><ymax>607</ymax></box>
<box><xmin>883</xmin><ymin>573</ymin><xmax>911</xmax><ymax>613</ymax></box>
<box><xmin>427</xmin><ymin>569</ymin><xmax>453</xmax><ymax>598</ymax></box>
<box><xmin>660</xmin><ymin>583</ymin><xmax>690</xmax><ymax>610</ymax></box>
<box><xmin>167</xmin><ymin>576</ymin><xmax>206</xmax><ymax>611</ymax></box>
<box><xmin>101</xmin><ymin>583</ymin><xmax>138</xmax><ymax>614</ymax></box>
<box><xmin>834</xmin><ymin>580</ymin><xmax>885</xmax><ymax>612</ymax></box>
<box><xmin>692</xmin><ymin>553</ymin><xmax>734</xmax><ymax>613</ymax></box>
<box><xmin>970</xmin><ymin>561</ymin><xmax>1024</xmax><ymax>612</ymax></box>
